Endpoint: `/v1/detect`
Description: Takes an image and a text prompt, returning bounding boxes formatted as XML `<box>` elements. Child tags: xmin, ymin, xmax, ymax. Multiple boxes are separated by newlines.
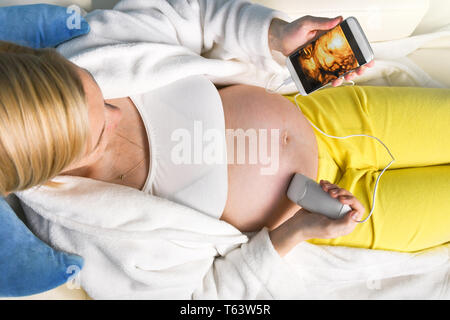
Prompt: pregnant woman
<box><xmin>1</xmin><ymin>0</ymin><xmax>449</xmax><ymax>275</ymax></box>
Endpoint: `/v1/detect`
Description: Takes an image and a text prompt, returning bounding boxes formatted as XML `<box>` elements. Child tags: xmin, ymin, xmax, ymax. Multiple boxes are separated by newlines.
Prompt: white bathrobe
<box><xmin>56</xmin><ymin>0</ymin><xmax>291</xmax><ymax>99</ymax></box>
<box><xmin>16</xmin><ymin>0</ymin><xmax>450</xmax><ymax>299</ymax></box>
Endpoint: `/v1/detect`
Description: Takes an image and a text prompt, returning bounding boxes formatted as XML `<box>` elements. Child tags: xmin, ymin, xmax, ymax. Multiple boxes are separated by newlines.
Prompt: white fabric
<box><xmin>131</xmin><ymin>75</ymin><xmax>228</xmax><ymax>219</ymax></box>
<box><xmin>413</xmin><ymin>0</ymin><xmax>450</xmax><ymax>35</ymax></box>
<box><xmin>16</xmin><ymin>0</ymin><xmax>450</xmax><ymax>299</ymax></box>
<box><xmin>354</xmin><ymin>24</ymin><xmax>450</xmax><ymax>88</ymax></box>
<box><xmin>252</xmin><ymin>0</ymin><xmax>430</xmax><ymax>42</ymax></box>
<box><xmin>16</xmin><ymin>176</ymin><xmax>294</xmax><ymax>299</ymax></box>
<box><xmin>55</xmin><ymin>0</ymin><xmax>290</xmax><ymax>99</ymax></box>
<box><xmin>16</xmin><ymin>174</ymin><xmax>450</xmax><ymax>300</ymax></box>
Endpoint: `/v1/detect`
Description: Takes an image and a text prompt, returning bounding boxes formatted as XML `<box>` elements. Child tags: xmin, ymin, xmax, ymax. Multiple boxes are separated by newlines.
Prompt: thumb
<box><xmin>305</xmin><ymin>16</ymin><xmax>343</xmax><ymax>31</ymax></box>
<box><xmin>349</xmin><ymin>210</ymin><xmax>362</xmax><ymax>222</ymax></box>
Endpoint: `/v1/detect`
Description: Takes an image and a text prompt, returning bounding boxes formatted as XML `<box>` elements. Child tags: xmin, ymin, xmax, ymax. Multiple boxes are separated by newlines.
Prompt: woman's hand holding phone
<box><xmin>268</xmin><ymin>15</ymin><xmax>374</xmax><ymax>87</ymax></box>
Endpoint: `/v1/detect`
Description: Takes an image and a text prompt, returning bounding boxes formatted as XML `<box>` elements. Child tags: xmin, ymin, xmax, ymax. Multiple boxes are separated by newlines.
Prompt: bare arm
<box><xmin>269</xmin><ymin>180</ymin><xmax>365</xmax><ymax>257</ymax></box>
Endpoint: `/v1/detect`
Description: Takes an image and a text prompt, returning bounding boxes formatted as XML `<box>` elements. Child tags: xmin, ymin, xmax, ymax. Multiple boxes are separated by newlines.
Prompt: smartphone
<box><xmin>286</xmin><ymin>16</ymin><xmax>374</xmax><ymax>96</ymax></box>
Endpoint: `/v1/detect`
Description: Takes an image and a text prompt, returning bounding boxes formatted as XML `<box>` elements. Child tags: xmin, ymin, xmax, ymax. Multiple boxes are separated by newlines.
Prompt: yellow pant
<box><xmin>284</xmin><ymin>86</ymin><xmax>450</xmax><ymax>253</ymax></box>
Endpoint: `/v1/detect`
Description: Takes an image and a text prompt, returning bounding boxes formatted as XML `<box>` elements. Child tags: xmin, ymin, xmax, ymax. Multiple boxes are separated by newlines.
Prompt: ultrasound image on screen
<box><xmin>297</xmin><ymin>25</ymin><xmax>359</xmax><ymax>91</ymax></box>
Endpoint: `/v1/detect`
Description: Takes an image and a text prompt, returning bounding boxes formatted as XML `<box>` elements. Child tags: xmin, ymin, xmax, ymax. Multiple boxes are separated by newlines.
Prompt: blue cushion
<box><xmin>0</xmin><ymin>198</ymin><xmax>84</xmax><ymax>297</ymax></box>
<box><xmin>0</xmin><ymin>4</ymin><xmax>88</xmax><ymax>297</ymax></box>
<box><xmin>0</xmin><ymin>4</ymin><xmax>90</xmax><ymax>49</ymax></box>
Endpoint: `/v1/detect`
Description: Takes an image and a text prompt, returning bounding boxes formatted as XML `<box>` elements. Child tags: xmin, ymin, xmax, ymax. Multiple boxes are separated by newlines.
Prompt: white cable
<box><xmin>266</xmin><ymin>75</ymin><xmax>395</xmax><ymax>223</ymax></box>
<box><xmin>265</xmin><ymin>74</ymin><xmax>293</xmax><ymax>94</ymax></box>
<box><xmin>293</xmin><ymin>92</ymin><xmax>395</xmax><ymax>223</ymax></box>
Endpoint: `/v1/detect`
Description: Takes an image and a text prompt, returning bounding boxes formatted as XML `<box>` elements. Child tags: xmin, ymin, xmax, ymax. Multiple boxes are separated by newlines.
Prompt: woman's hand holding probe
<box><xmin>269</xmin><ymin>180</ymin><xmax>365</xmax><ymax>257</ymax></box>
<box><xmin>268</xmin><ymin>15</ymin><xmax>375</xmax><ymax>87</ymax></box>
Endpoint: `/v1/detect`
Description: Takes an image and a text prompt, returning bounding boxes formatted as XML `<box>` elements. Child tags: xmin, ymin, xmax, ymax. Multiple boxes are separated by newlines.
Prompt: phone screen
<box><xmin>289</xmin><ymin>21</ymin><xmax>366</xmax><ymax>94</ymax></box>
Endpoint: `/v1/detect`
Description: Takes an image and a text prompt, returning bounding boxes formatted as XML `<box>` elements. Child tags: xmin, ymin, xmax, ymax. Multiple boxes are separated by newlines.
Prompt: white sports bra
<box><xmin>129</xmin><ymin>75</ymin><xmax>228</xmax><ymax>219</ymax></box>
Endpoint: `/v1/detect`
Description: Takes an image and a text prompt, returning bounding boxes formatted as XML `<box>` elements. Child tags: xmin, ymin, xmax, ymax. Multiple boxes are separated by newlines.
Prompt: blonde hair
<box><xmin>0</xmin><ymin>41</ymin><xmax>90</xmax><ymax>196</ymax></box>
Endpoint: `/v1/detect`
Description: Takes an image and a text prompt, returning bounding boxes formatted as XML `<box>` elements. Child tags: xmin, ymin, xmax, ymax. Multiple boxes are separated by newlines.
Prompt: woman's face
<box><xmin>61</xmin><ymin>63</ymin><xmax>123</xmax><ymax>173</ymax></box>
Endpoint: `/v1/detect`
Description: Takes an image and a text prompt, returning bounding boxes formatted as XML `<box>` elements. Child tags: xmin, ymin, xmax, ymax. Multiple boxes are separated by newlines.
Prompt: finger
<box><xmin>337</xmin><ymin>195</ymin><xmax>355</xmax><ymax>204</ymax></box>
<box><xmin>328</xmin><ymin>187</ymin><xmax>342</xmax><ymax>197</ymax></box>
<box><xmin>365</xmin><ymin>60</ymin><xmax>375</xmax><ymax>68</ymax></box>
<box><xmin>355</xmin><ymin>66</ymin><xmax>367</xmax><ymax>76</ymax></box>
<box><xmin>355</xmin><ymin>68</ymin><xmax>365</xmax><ymax>76</ymax></box>
<box><xmin>339</xmin><ymin>196</ymin><xmax>365</xmax><ymax>213</ymax></box>
<box><xmin>321</xmin><ymin>181</ymin><xmax>339</xmax><ymax>189</ymax></box>
<box><xmin>332</xmin><ymin>189</ymin><xmax>352</xmax><ymax>198</ymax></box>
<box><xmin>320</xmin><ymin>182</ymin><xmax>334</xmax><ymax>191</ymax></box>
<box><xmin>356</xmin><ymin>60</ymin><xmax>376</xmax><ymax>75</ymax></box>
<box><xmin>347</xmin><ymin>210</ymin><xmax>361</xmax><ymax>222</ymax></box>
<box><xmin>344</xmin><ymin>72</ymin><xmax>357</xmax><ymax>81</ymax></box>
<box><xmin>331</xmin><ymin>189</ymin><xmax>352</xmax><ymax>199</ymax></box>
<box><xmin>336</xmin><ymin>210</ymin><xmax>359</xmax><ymax>226</ymax></box>
<box><xmin>304</xmin><ymin>16</ymin><xmax>343</xmax><ymax>31</ymax></box>
<box><xmin>352</xmin><ymin>209</ymin><xmax>364</xmax><ymax>222</ymax></box>
<box><xmin>320</xmin><ymin>181</ymin><xmax>345</xmax><ymax>194</ymax></box>
<box><xmin>320</xmin><ymin>180</ymin><xmax>330</xmax><ymax>189</ymax></box>
<box><xmin>343</xmin><ymin>72</ymin><xmax>352</xmax><ymax>81</ymax></box>
<box><xmin>331</xmin><ymin>77</ymin><xmax>344</xmax><ymax>87</ymax></box>
<box><xmin>322</xmin><ymin>183</ymin><xmax>340</xmax><ymax>192</ymax></box>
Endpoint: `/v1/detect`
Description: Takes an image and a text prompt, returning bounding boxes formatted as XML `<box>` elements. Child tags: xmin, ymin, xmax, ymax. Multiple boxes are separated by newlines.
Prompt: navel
<box><xmin>282</xmin><ymin>130</ymin><xmax>289</xmax><ymax>145</ymax></box>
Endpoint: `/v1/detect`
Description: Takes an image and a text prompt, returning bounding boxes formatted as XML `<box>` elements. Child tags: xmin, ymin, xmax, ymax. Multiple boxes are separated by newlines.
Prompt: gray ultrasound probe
<box><xmin>287</xmin><ymin>173</ymin><xmax>352</xmax><ymax>219</ymax></box>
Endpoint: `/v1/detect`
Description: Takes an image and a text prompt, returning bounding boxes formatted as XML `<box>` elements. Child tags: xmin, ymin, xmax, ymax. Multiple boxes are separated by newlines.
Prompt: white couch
<box><xmin>1</xmin><ymin>0</ymin><xmax>448</xmax><ymax>300</ymax></box>
<box><xmin>255</xmin><ymin>0</ymin><xmax>450</xmax><ymax>87</ymax></box>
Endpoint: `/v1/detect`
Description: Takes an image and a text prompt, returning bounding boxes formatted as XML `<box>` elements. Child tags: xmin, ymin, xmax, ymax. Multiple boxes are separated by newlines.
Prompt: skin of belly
<box><xmin>218</xmin><ymin>85</ymin><xmax>319</xmax><ymax>232</ymax></box>
<box><xmin>100</xmin><ymin>86</ymin><xmax>318</xmax><ymax>233</ymax></box>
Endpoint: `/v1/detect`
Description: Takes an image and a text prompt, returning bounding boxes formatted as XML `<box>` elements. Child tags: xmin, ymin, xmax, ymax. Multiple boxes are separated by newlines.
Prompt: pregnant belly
<box><xmin>218</xmin><ymin>85</ymin><xmax>319</xmax><ymax>232</ymax></box>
